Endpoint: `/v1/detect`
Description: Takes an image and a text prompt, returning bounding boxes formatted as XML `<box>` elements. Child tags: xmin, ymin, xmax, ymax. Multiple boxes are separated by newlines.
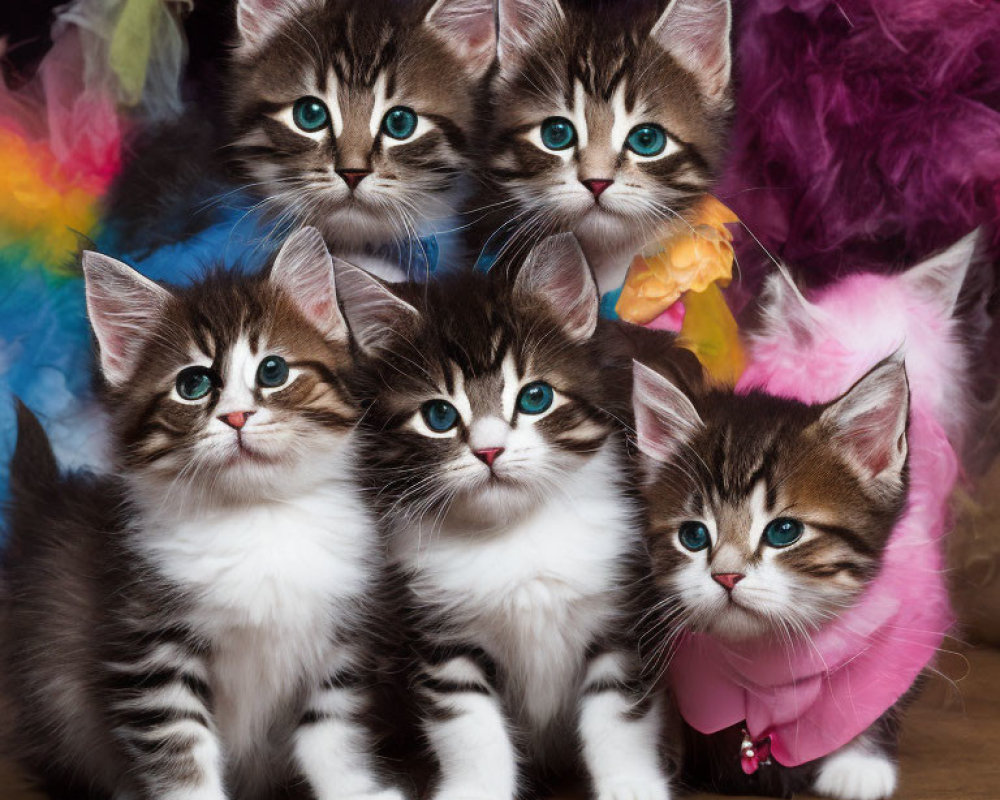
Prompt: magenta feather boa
<box><xmin>720</xmin><ymin>0</ymin><xmax>1000</xmax><ymax>284</ymax></box>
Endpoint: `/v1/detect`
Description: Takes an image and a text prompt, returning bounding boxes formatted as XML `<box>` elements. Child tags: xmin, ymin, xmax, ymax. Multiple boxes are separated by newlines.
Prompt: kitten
<box><xmin>226</xmin><ymin>0</ymin><xmax>497</xmax><ymax>280</ymax></box>
<box><xmin>474</xmin><ymin>0</ymin><xmax>733</xmax><ymax>293</ymax></box>
<box><xmin>633</xmin><ymin>355</ymin><xmax>913</xmax><ymax>800</ymax></box>
<box><xmin>1</xmin><ymin>228</ymin><xmax>402</xmax><ymax>800</ymax></box>
<box><xmin>335</xmin><ymin>235</ymin><xmax>673</xmax><ymax>800</ymax></box>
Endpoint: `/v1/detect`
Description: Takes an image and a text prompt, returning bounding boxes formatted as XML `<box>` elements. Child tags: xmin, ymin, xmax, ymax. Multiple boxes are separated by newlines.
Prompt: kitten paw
<box><xmin>814</xmin><ymin>749</ymin><xmax>898</xmax><ymax>800</ymax></box>
<box><xmin>595</xmin><ymin>778</ymin><xmax>672</xmax><ymax>800</ymax></box>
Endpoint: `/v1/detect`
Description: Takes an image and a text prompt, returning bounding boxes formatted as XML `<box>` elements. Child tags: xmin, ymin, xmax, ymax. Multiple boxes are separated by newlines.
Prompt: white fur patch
<box><xmin>814</xmin><ymin>738</ymin><xmax>898</xmax><ymax>800</ymax></box>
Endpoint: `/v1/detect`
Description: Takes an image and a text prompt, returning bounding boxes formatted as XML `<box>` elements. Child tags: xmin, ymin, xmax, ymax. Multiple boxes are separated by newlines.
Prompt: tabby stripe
<box><xmin>809</xmin><ymin>522</ymin><xmax>876</xmax><ymax>557</ymax></box>
<box><xmin>419</xmin><ymin>677</ymin><xmax>490</xmax><ymax>696</ymax></box>
<box><xmin>117</xmin><ymin>707</ymin><xmax>210</xmax><ymax>732</ymax></box>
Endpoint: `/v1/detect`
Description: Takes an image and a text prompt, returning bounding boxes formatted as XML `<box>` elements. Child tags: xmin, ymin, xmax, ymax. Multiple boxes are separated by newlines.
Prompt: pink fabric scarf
<box><xmin>668</xmin><ymin>263</ymin><xmax>963</xmax><ymax>768</ymax></box>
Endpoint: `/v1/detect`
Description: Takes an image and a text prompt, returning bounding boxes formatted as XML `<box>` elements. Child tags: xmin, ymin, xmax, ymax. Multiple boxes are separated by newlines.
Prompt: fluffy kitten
<box><xmin>475</xmin><ymin>0</ymin><xmax>733</xmax><ymax>292</ymax></box>
<box><xmin>1</xmin><ymin>229</ymin><xmax>401</xmax><ymax>800</ymax></box>
<box><xmin>227</xmin><ymin>0</ymin><xmax>496</xmax><ymax>280</ymax></box>
<box><xmin>336</xmin><ymin>235</ymin><xmax>673</xmax><ymax>800</ymax></box>
<box><xmin>633</xmin><ymin>356</ymin><xmax>912</xmax><ymax>799</ymax></box>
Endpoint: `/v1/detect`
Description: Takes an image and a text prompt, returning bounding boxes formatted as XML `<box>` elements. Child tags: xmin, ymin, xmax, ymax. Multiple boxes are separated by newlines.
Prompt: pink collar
<box><xmin>669</xmin><ymin>407</ymin><xmax>956</xmax><ymax>768</ymax></box>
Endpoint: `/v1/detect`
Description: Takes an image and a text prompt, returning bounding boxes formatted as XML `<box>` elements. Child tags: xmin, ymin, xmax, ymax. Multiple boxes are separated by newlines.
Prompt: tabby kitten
<box><xmin>476</xmin><ymin>0</ymin><xmax>733</xmax><ymax>292</ymax></box>
<box><xmin>228</xmin><ymin>0</ymin><xmax>495</xmax><ymax>280</ymax></box>
<box><xmin>633</xmin><ymin>356</ymin><xmax>912</xmax><ymax>799</ymax></box>
<box><xmin>337</xmin><ymin>235</ymin><xmax>673</xmax><ymax>800</ymax></box>
<box><xmin>1</xmin><ymin>229</ymin><xmax>401</xmax><ymax>800</ymax></box>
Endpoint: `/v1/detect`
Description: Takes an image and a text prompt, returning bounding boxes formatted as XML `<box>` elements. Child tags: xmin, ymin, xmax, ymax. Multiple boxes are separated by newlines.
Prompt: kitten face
<box><xmin>633</xmin><ymin>358</ymin><xmax>910</xmax><ymax>643</ymax></box>
<box><xmin>83</xmin><ymin>228</ymin><xmax>356</xmax><ymax>505</ymax></box>
<box><xmin>486</xmin><ymin>0</ymin><xmax>732</xmax><ymax>255</ymax></box>
<box><xmin>229</xmin><ymin>0</ymin><xmax>492</xmax><ymax>250</ymax></box>
<box><xmin>341</xmin><ymin>234</ymin><xmax>615</xmax><ymax>526</ymax></box>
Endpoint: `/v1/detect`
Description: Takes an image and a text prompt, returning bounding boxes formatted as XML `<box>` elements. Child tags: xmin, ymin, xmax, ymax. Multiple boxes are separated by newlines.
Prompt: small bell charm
<box><xmin>739</xmin><ymin>729</ymin><xmax>773</xmax><ymax>775</ymax></box>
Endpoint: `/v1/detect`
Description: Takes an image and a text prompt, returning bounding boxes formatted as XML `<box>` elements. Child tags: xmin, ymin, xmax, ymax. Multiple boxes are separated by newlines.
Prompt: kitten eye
<box><xmin>678</xmin><ymin>521</ymin><xmax>710</xmax><ymax>552</ymax></box>
<box><xmin>292</xmin><ymin>96</ymin><xmax>330</xmax><ymax>132</ymax></box>
<box><xmin>256</xmin><ymin>356</ymin><xmax>290</xmax><ymax>388</ymax></box>
<box><xmin>516</xmin><ymin>381</ymin><xmax>554</xmax><ymax>415</ymax></box>
<box><xmin>763</xmin><ymin>518</ymin><xmax>804</xmax><ymax>548</ymax></box>
<box><xmin>382</xmin><ymin>106</ymin><xmax>418</xmax><ymax>140</ymax></box>
<box><xmin>421</xmin><ymin>400</ymin><xmax>460</xmax><ymax>433</ymax></box>
<box><xmin>176</xmin><ymin>366</ymin><xmax>215</xmax><ymax>401</ymax></box>
<box><xmin>539</xmin><ymin>117</ymin><xmax>577</xmax><ymax>151</ymax></box>
<box><xmin>626</xmin><ymin>124</ymin><xmax>668</xmax><ymax>157</ymax></box>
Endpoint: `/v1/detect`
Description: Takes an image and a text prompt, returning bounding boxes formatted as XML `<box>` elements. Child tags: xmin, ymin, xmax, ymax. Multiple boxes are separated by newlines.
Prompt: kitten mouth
<box><xmin>226</xmin><ymin>436</ymin><xmax>277</xmax><ymax>466</ymax></box>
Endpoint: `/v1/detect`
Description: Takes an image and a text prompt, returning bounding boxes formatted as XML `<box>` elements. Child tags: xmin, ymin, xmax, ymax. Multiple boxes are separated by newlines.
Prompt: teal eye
<box><xmin>176</xmin><ymin>367</ymin><xmax>215</xmax><ymax>401</ymax></box>
<box><xmin>626</xmin><ymin>124</ymin><xmax>668</xmax><ymax>157</ymax></box>
<box><xmin>539</xmin><ymin>117</ymin><xmax>577</xmax><ymax>151</ymax></box>
<box><xmin>382</xmin><ymin>106</ymin><xmax>418</xmax><ymax>140</ymax></box>
<box><xmin>292</xmin><ymin>96</ymin><xmax>330</xmax><ymax>132</ymax></box>
<box><xmin>516</xmin><ymin>381</ymin><xmax>554</xmax><ymax>415</ymax></box>
<box><xmin>763</xmin><ymin>518</ymin><xmax>804</xmax><ymax>548</ymax></box>
<box><xmin>421</xmin><ymin>400</ymin><xmax>459</xmax><ymax>433</ymax></box>
<box><xmin>678</xmin><ymin>521</ymin><xmax>710</xmax><ymax>552</ymax></box>
<box><xmin>256</xmin><ymin>356</ymin><xmax>290</xmax><ymax>388</ymax></box>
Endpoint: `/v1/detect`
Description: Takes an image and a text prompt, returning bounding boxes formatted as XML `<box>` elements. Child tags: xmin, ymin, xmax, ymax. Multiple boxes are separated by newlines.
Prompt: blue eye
<box><xmin>540</xmin><ymin>117</ymin><xmax>577</xmax><ymax>151</ymax></box>
<box><xmin>292</xmin><ymin>96</ymin><xmax>330</xmax><ymax>132</ymax></box>
<box><xmin>256</xmin><ymin>356</ymin><xmax>290</xmax><ymax>388</ymax></box>
<box><xmin>678</xmin><ymin>521</ymin><xmax>710</xmax><ymax>552</ymax></box>
<box><xmin>516</xmin><ymin>381</ymin><xmax>554</xmax><ymax>415</ymax></box>
<box><xmin>382</xmin><ymin>106</ymin><xmax>418</xmax><ymax>140</ymax></box>
<box><xmin>176</xmin><ymin>367</ymin><xmax>215</xmax><ymax>401</ymax></box>
<box><xmin>626</xmin><ymin>124</ymin><xmax>668</xmax><ymax>157</ymax></box>
<box><xmin>763</xmin><ymin>518</ymin><xmax>804</xmax><ymax>548</ymax></box>
<box><xmin>421</xmin><ymin>400</ymin><xmax>459</xmax><ymax>432</ymax></box>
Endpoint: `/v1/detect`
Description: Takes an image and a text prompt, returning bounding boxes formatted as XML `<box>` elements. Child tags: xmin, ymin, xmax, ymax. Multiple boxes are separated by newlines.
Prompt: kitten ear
<box><xmin>424</xmin><ymin>0</ymin><xmax>497</xmax><ymax>79</ymax></box>
<box><xmin>514</xmin><ymin>233</ymin><xmax>598</xmax><ymax>342</ymax></box>
<box><xmin>332</xmin><ymin>261</ymin><xmax>421</xmax><ymax>353</ymax></box>
<box><xmin>82</xmin><ymin>251</ymin><xmax>172</xmax><ymax>387</ymax></box>
<box><xmin>496</xmin><ymin>0</ymin><xmax>564</xmax><ymax>64</ymax></box>
<box><xmin>632</xmin><ymin>361</ymin><xmax>703</xmax><ymax>475</ymax></box>
<box><xmin>270</xmin><ymin>227</ymin><xmax>348</xmax><ymax>342</ymax></box>
<box><xmin>818</xmin><ymin>352</ymin><xmax>910</xmax><ymax>487</ymax></box>
<box><xmin>901</xmin><ymin>228</ymin><xmax>981</xmax><ymax>317</ymax></box>
<box><xmin>757</xmin><ymin>269</ymin><xmax>822</xmax><ymax>346</ymax></box>
<box><xmin>651</xmin><ymin>0</ymin><xmax>732</xmax><ymax>104</ymax></box>
<box><xmin>235</xmin><ymin>0</ymin><xmax>316</xmax><ymax>52</ymax></box>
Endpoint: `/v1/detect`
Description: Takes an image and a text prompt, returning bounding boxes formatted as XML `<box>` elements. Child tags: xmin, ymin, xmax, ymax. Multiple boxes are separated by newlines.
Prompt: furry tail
<box><xmin>9</xmin><ymin>400</ymin><xmax>59</xmax><ymax>502</ymax></box>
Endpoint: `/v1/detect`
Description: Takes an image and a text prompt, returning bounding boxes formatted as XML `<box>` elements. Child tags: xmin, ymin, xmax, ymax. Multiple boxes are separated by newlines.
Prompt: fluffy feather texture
<box><xmin>0</xmin><ymin>0</ymin><xmax>193</xmax><ymax>515</ymax></box>
<box><xmin>669</xmin><ymin>244</ymin><xmax>968</xmax><ymax>766</ymax></box>
<box><xmin>720</xmin><ymin>0</ymin><xmax>1000</xmax><ymax>284</ymax></box>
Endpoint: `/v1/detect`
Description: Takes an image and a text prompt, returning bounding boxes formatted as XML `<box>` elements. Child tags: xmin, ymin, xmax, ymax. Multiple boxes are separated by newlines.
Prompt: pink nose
<box><xmin>337</xmin><ymin>169</ymin><xmax>371</xmax><ymax>190</ymax></box>
<box><xmin>712</xmin><ymin>572</ymin><xmax>745</xmax><ymax>591</ymax></box>
<box><xmin>582</xmin><ymin>178</ymin><xmax>613</xmax><ymax>199</ymax></box>
<box><xmin>220</xmin><ymin>411</ymin><xmax>254</xmax><ymax>430</ymax></box>
<box><xmin>474</xmin><ymin>447</ymin><xmax>505</xmax><ymax>468</ymax></box>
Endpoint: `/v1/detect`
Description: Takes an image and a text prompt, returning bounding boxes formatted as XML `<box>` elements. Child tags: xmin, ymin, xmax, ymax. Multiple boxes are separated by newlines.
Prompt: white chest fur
<box><xmin>135</xmin><ymin>481</ymin><xmax>376</xmax><ymax>758</ymax></box>
<box><xmin>395</xmin><ymin>444</ymin><xmax>638</xmax><ymax>731</ymax></box>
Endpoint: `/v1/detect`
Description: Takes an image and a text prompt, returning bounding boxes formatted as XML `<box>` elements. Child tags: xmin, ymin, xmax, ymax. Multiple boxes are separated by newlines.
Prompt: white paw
<box><xmin>814</xmin><ymin>749</ymin><xmax>898</xmax><ymax>800</ymax></box>
<box><xmin>596</xmin><ymin>777</ymin><xmax>672</xmax><ymax>800</ymax></box>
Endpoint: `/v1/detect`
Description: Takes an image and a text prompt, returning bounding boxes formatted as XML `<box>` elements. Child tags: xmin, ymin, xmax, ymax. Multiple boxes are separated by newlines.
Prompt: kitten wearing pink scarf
<box><xmin>634</xmin><ymin>231</ymin><xmax>979</xmax><ymax>800</ymax></box>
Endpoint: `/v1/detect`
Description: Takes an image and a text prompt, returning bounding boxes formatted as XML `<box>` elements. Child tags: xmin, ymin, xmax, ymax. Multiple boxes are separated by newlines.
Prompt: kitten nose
<box><xmin>220</xmin><ymin>411</ymin><xmax>254</xmax><ymax>430</ymax></box>
<box><xmin>582</xmin><ymin>178</ymin><xmax>613</xmax><ymax>199</ymax></box>
<box><xmin>712</xmin><ymin>572</ymin><xmax>745</xmax><ymax>591</ymax></box>
<box><xmin>474</xmin><ymin>447</ymin><xmax>505</xmax><ymax>468</ymax></box>
<box><xmin>337</xmin><ymin>169</ymin><xmax>371</xmax><ymax>191</ymax></box>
